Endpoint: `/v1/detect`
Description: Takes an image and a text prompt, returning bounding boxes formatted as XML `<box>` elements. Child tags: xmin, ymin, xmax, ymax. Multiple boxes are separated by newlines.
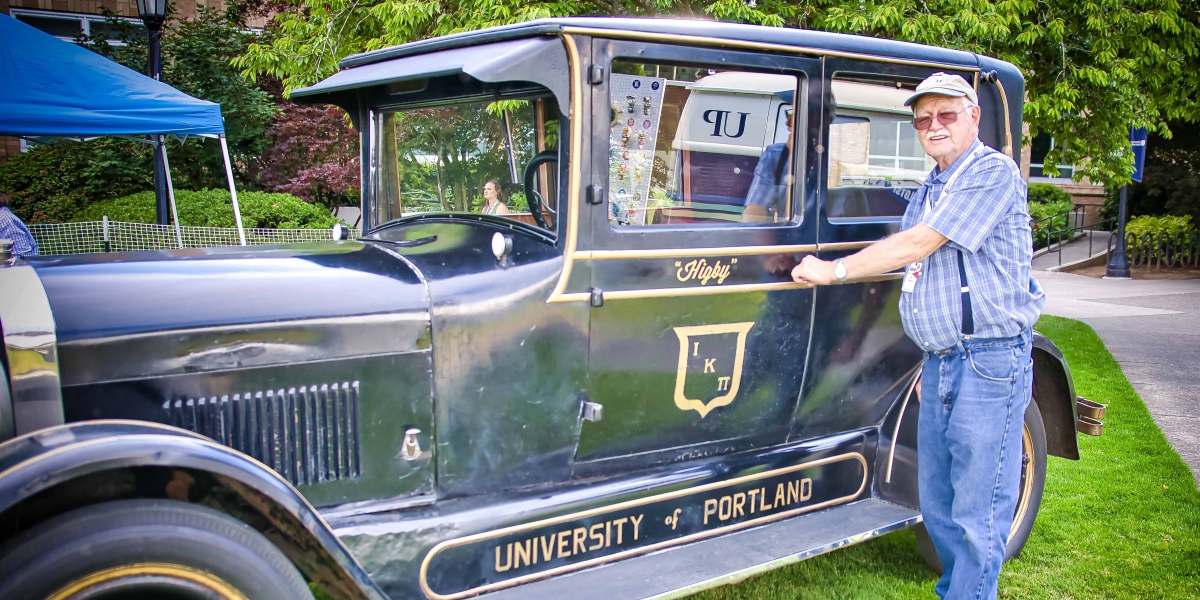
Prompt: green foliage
<box><xmin>1028</xmin><ymin>185</ymin><xmax>1076</xmax><ymax>249</ymax></box>
<box><xmin>1113</xmin><ymin>119</ymin><xmax>1200</xmax><ymax>225</ymax></box>
<box><xmin>1125</xmin><ymin>214</ymin><xmax>1196</xmax><ymax>239</ymax></box>
<box><xmin>1027</xmin><ymin>183</ymin><xmax>1072</xmax><ymax>206</ymax></box>
<box><xmin>79</xmin><ymin>7</ymin><xmax>277</xmax><ymax>191</ymax></box>
<box><xmin>0</xmin><ymin>139</ymin><xmax>153</xmax><ymax>223</ymax></box>
<box><xmin>382</xmin><ymin>100</ymin><xmax>541</xmax><ymax>212</ymax></box>
<box><xmin>72</xmin><ymin>189</ymin><xmax>338</xmax><ymax>229</ymax></box>
<box><xmin>236</xmin><ymin>0</ymin><xmax>1200</xmax><ymax>191</ymax></box>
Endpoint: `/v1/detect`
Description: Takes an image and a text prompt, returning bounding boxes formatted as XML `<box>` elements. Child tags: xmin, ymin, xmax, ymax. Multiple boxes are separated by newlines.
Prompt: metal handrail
<box><xmin>1047</xmin><ymin>216</ymin><xmax>1115</xmax><ymax>266</ymax></box>
<box><xmin>1031</xmin><ymin>203</ymin><xmax>1089</xmax><ymax>250</ymax></box>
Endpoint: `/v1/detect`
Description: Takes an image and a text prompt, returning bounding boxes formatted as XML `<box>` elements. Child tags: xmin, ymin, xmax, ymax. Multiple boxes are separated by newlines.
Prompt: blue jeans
<box><xmin>918</xmin><ymin>329</ymin><xmax>1033</xmax><ymax>600</ymax></box>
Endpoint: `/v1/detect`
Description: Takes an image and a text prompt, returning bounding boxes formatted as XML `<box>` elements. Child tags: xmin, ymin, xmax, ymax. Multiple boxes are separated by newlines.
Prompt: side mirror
<box><xmin>331</xmin><ymin>223</ymin><xmax>350</xmax><ymax>241</ymax></box>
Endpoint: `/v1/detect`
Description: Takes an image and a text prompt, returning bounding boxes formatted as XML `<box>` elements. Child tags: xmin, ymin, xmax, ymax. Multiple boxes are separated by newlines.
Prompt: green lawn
<box><xmin>694</xmin><ymin>315</ymin><xmax>1200</xmax><ymax>599</ymax></box>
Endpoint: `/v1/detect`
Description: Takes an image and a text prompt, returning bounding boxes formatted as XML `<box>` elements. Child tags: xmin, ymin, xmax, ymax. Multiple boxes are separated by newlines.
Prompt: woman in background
<box><xmin>481</xmin><ymin>180</ymin><xmax>510</xmax><ymax>215</ymax></box>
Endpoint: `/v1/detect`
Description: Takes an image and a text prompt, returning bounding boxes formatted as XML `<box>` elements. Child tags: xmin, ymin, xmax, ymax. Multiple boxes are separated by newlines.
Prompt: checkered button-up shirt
<box><xmin>899</xmin><ymin>138</ymin><xmax>1044</xmax><ymax>351</ymax></box>
<box><xmin>0</xmin><ymin>206</ymin><xmax>37</xmax><ymax>258</ymax></box>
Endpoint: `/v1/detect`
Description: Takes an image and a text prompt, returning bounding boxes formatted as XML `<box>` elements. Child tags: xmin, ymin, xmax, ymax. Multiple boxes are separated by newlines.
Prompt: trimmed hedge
<box><xmin>1125</xmin><ymin>214</ymin><xmax>1196</xmax><ymax>239</ymax></box>
<box><xmin>1027</xmin><ymin>182</ymin><xmax>1072</xmax><ymax>205</ymax></box>
<box><xmin>72</xmin><ymin>189</ymin><xmax>339</xmax><ymax>230</ymax></box>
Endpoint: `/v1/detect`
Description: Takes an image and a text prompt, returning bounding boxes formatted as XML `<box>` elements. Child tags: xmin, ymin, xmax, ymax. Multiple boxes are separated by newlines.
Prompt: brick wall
<box><xmin>1</xmin><ymin>0</ymin><xmax>229</xmax><ymax>19</ymax></box>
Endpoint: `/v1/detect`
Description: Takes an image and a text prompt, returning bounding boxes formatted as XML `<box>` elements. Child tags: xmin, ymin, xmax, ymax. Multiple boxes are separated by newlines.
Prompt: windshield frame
<box><xmin>364</xmin><ymin>83</ymin><xmax>567</xmax><ymax>238</ymax></box>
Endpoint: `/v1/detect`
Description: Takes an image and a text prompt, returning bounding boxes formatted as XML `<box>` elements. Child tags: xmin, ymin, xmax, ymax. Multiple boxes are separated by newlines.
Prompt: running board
<box><xmin>478</xmin><ymin>498</ymin><xmax>921</xmax><ymax>600</ymax></box>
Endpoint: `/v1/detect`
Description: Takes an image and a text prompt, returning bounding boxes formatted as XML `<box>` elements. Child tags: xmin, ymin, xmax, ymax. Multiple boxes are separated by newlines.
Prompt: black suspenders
<box><xmin>957</xmin><ymin>249</ymin><xmax>975</xmax><ymax>338</ymax></box>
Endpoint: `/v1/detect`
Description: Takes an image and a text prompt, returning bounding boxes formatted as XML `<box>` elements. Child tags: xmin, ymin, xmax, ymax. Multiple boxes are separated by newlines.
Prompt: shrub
<box><xmin>1028</xmin><ymin>184</ymin><xmax>1075</xmax><ymax>249</ymax></box>
<box><xmin>1027</xmin><ymin>182</ymin><xmax>1072</xmax><ymax>205</ymax></box>
<box><xmin>72</xmin><ymin>190</ymin><xmax>338</xmax><ymax>229</ymax></box>
<box><xmin>0</xmin><ymin>139</ymin><xmax>153</xmax><ymax>223</ymax></box>
<box><xmin>1125</xmin><ymin>215</ymin><xmax>1196</xmax><ymax>240</ymax></box>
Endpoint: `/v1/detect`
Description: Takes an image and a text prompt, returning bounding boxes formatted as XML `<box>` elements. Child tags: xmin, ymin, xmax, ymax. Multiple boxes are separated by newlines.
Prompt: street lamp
<box><xmin>137</xmin><ymin>0</ymin><xmax>170</xmax><ymax>226</ymax></box>
<box><xmin>1106</xmin><ymin>127</ymin><xmax>1148</xmax><ymax>279</ymax></box>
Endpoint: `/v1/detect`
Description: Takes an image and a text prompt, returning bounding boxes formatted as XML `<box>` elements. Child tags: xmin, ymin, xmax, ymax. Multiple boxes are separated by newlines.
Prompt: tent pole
<box><xmin>218</xmin><ymin>135</ymin><xmax>247</xmax><ymax>246</ymax></box>
<box><xmin>159</xmin><ymin>136</ymin><xmax>183</xmax><ymax>248</ymax></box>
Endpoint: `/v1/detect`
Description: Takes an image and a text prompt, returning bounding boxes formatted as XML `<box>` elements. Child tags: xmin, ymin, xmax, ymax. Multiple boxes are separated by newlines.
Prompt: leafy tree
<box><xmin>259</xmin><ymin>98</ymin><xmax>360</xmax><ymax>212</ymax></box>
<box><xmin>236</xmin><ymin>0</ymin><xmax>1200</xmax><ymax>190</ymax></box>
<box><xmin>384</xmin><ymin>101</ymin><xmax>539</xmax><ymax>212</ymax></box>
<box><xmin>1103</xmin><ymin>119</ymin><xmax>1200</xmax><ymax>225</ymax></box>
<box><xmin>81</xmin><ymin>7</ymin><xmax>278</xmax><ymax>191</ymax></box>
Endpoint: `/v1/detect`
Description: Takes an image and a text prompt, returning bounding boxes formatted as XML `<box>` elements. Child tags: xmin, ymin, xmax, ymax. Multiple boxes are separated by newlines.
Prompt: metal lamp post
<box><xmin>136</xmin><ymin>0</ymin><xmax>170</xmax><ymax>226</ymax></box>
<box><xmin>1106</xmin><ymin>127</ymin><xmax>1148</xmax><ymax>279</ymax></box>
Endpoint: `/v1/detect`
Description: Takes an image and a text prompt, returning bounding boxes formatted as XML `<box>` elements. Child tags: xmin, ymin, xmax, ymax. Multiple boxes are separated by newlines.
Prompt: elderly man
<box><xmin>792</xmin><ymin>73</ymin><xmax>1044</xmax><ymax>599</ymax></box>
<box><xmin>0</xmin><ymin>192</ymin><xmax>37</xmax><ymax>258</ymax></box>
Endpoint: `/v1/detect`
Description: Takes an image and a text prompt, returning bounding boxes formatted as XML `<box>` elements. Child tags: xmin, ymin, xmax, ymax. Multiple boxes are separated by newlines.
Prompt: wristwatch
<box><xmin>833</xmin><ymin>258</ymin><xmax>848</xmax><ymax>282</ymax></box>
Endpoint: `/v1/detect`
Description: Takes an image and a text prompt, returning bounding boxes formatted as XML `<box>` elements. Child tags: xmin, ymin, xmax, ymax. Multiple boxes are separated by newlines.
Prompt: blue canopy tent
<box><xmin>0</xmin><ymin>13</ymin><xmax>246</xmax><ymax>245</ymax></box>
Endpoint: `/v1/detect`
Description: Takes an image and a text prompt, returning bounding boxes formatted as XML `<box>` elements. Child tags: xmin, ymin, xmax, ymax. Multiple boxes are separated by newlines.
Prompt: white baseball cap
<box><xmin>904</xmin><ymin>72</ymin><xmax>978</xmax><ymax>107</ymax></box>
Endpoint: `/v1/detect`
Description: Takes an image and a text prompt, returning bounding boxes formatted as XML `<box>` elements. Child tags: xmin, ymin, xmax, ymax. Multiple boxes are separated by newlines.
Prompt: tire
<box><xmin>915</xmin><ymin>398</ymin><xmax>1048</xmax><ymax>574</ymax></box>
<box><xmin>0</xmin><ymin>499</ymin><xmax>314</xmax><ymax>600</ymax></box>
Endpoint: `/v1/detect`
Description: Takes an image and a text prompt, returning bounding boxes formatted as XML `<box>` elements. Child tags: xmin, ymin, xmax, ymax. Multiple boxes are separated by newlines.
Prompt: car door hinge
<box><xmin>589</xmin><ymin>287</ymin><xmax>604</xmax><ymax>307</ymax></box>
<box><xmin>580</xmin><ymin>397</ymin><xmax>603</xmax><ymax>422</ymax></box>
<box><xmin>589</xmin><ymin>65</ymin><xmax>604</xmax><ymax>85</ymax></box>
<box><xmin>586</xmin><ymin>183</ymin><xmax>604</xmax><ymax>205</ymax></box>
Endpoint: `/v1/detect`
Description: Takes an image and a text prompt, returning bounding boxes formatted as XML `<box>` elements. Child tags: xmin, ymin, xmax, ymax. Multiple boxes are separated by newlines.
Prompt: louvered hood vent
<box><xmin>164</xmin><ymin>382</ymin><xmax>361</xmax><ymax>486</ymax></box>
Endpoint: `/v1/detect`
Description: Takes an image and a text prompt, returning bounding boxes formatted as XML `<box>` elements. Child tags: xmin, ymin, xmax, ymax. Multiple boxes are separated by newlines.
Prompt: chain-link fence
<box><xmin>29</xmin><ymin>219</ymin><xmax>350</xmax><ymax>256</ymax></box>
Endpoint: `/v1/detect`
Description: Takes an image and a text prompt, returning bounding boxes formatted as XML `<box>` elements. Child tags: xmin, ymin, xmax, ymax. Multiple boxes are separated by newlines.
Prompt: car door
<box><xmin>572</xmin><ymin>38</ymin><xmax>823</xmax><ymax>476</ymax></box>
<box><xmin>795</xmin><ymin>61</ymin><xmax>970</xmax><ymax>443</ymax></box>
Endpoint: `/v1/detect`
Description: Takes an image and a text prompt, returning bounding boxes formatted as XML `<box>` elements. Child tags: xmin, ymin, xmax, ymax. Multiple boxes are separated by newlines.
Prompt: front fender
<box><xmin>1032</xmin><ymin>331</ymin><xmax>1079</xmax><ymax>460</ymax></box>
<box><xmin>0</xmin><ymin>420</ymin><xmax>387</xmax><ymax>600</ymax></box>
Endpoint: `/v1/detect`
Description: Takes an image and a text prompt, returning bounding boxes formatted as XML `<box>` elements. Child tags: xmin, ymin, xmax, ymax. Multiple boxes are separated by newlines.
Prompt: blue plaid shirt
<box><xmin>899</xmin><ymin>139</ymin><xmax>1044</xmax><ymax>351</ymax></box>
<box><xmin>0</xmin><ymin>206</ymin><xmax>37</xmax><ymax>258</ymax></box>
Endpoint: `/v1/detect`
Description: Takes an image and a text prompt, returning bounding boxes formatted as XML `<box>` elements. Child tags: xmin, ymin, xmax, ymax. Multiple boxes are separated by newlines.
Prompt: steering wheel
<box><xmin>523</xmin><ymin>150</ymin><xmax>558</xmax><ymax>230</ymax></box>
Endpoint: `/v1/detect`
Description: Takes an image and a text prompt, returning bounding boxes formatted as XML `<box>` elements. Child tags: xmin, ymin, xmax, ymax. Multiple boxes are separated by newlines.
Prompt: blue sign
<box><xmin>1130</xmin><ymin>127</ymin><xmax>1148</xmax><ymax>182</ymax></box>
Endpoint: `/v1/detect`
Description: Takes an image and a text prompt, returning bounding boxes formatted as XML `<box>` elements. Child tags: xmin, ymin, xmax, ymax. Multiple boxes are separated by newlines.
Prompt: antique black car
<box><xmin>0</xmin><ymin>17</ymin><xmax>1101</xmax><ymax>600</ymax></box>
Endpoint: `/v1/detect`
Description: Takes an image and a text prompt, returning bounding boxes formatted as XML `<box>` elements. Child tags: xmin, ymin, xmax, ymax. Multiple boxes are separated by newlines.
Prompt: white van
<box><xmin>663</xmin><ymin>72</ymin><xmax>934</xmax><ymax>222</ymax></box>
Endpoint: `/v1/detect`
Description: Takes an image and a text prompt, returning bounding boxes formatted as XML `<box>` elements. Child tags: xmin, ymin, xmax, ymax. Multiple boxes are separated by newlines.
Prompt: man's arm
<box><xmin>791</xmin><ymin>224</ymin><xmax>947</xmax><ymax>285</ymax></box>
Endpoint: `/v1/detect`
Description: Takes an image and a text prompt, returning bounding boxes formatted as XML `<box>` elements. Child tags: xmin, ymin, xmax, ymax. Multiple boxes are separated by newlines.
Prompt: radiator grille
<box><xmin>164</xmin><ymin>382</ymin><xmax>361</xmax><ymax>486</ymax></box>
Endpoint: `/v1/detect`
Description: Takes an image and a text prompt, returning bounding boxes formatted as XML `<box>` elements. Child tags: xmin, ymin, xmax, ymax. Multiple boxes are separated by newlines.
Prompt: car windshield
<box><xmin>372</xmin><ymin>97</ymin><xmax>560</xmax><ymax>232</ymax></box>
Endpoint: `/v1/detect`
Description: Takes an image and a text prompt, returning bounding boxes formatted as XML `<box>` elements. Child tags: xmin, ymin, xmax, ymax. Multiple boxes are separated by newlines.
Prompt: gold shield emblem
<box><xmin>673</xmin><ymin>322</ymin><xmax>755</xmax><ymax>418</ymax></box>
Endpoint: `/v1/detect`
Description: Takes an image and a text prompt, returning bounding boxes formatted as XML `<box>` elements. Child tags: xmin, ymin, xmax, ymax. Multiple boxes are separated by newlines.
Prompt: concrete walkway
<box><xmin>1037</xmin><ymin>270</ymin><xmax>1200</xmax><ymax>484</ymax></box>
<box><xmin>1031</xmin><ymin>230</ymin><xmax>1111</xmax><ymax>271</ymax></box>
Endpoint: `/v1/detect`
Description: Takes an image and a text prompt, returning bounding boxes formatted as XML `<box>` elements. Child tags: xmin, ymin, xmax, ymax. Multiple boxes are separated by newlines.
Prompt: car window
<box><xmin>826</xmin><ymin>77</ymin><xmax>935</xmax><ymax>221</ymax></box>
<box><xmin>373</xmin><ymin>97</ymin><xmax>557</xmax><ymax>231</ymax></box>
<box><xmin>608</xmin><ymin>60</ymin><xmax>800</xmax><ymax>227</ymax></box>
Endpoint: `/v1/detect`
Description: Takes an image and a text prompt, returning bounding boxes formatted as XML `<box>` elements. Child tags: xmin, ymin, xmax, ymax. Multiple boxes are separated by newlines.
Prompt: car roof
<box><xmin>339</xmin><ymin>17</ymin><xmax>981</xmax><ymax>71</ymax></box>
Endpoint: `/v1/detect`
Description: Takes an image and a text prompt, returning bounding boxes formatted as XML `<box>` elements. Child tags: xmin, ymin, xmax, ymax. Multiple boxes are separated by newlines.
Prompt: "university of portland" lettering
<box><xmin>703</xmin><ymin>476</ymin><xmax>812</xmax><ymax>525</ymax></box>
<box><xmin>494</xmin><ymin>514</ymin><xmax>645</xmax><ymax>572</ymax></box>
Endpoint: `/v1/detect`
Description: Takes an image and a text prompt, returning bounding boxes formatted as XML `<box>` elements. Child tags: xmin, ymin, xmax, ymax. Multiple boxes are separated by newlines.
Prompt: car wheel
<box><xmin>915</xmin><ymin>398</ymin><xmax>1048</xmax><ymax>574</ymax></box>
<box><xmin>0</xmin><ymin>498</ymin><xmax>314</xmax><ymax>600</ymax></box>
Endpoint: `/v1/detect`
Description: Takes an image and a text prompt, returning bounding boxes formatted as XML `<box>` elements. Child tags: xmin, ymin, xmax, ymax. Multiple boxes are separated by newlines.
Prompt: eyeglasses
<box><xmin>911</xmin><ymin>108</ymin><xmax>968</xmax><ymax>131</ymax></box>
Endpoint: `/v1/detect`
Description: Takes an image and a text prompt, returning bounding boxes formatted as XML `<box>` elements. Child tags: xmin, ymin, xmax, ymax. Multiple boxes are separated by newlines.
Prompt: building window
<box><xmin>9</xmin><ymin>8</ymin><xmax>145</xmax><ymax>44</ymax></box>
<box><xmin>867</xmin><ymin>115</ymin><xmax>928</xmax><ymax>174</ymax></box>
<box><xmin>1029</xmin><ymin>133</ymin><xmax>1075</xmax><ymax>181</ymax></box>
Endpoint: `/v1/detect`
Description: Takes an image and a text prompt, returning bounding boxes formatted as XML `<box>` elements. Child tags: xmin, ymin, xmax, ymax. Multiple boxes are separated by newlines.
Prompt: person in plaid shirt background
<box><xmin>0</xmin><ymin>192</ymin><xmax>37</xmax><ymax>258</ymax></box>
<box><xmin>791</xmin><ymin>73</ymin><xmax>1044</xmax><ymax>600</ymax></box>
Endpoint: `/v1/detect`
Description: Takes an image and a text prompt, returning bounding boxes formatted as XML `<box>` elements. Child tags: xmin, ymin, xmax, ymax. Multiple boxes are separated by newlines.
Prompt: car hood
<box><xmin>29</xmin><ymin>242</ymin><xmax>430</xmax><ymax>387</ymax></box>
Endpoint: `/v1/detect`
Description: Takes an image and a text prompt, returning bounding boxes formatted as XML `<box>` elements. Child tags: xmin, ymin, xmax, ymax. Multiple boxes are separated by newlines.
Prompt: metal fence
<box><xmin>1124</xmin><ymin>231</ymin><xmax>1200</xmax><ymax>268</ymax></box>
<box><xmin>29</xmin><ymin>218</ymin><xmax>347</xmax><ymax>256</ymax></box>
